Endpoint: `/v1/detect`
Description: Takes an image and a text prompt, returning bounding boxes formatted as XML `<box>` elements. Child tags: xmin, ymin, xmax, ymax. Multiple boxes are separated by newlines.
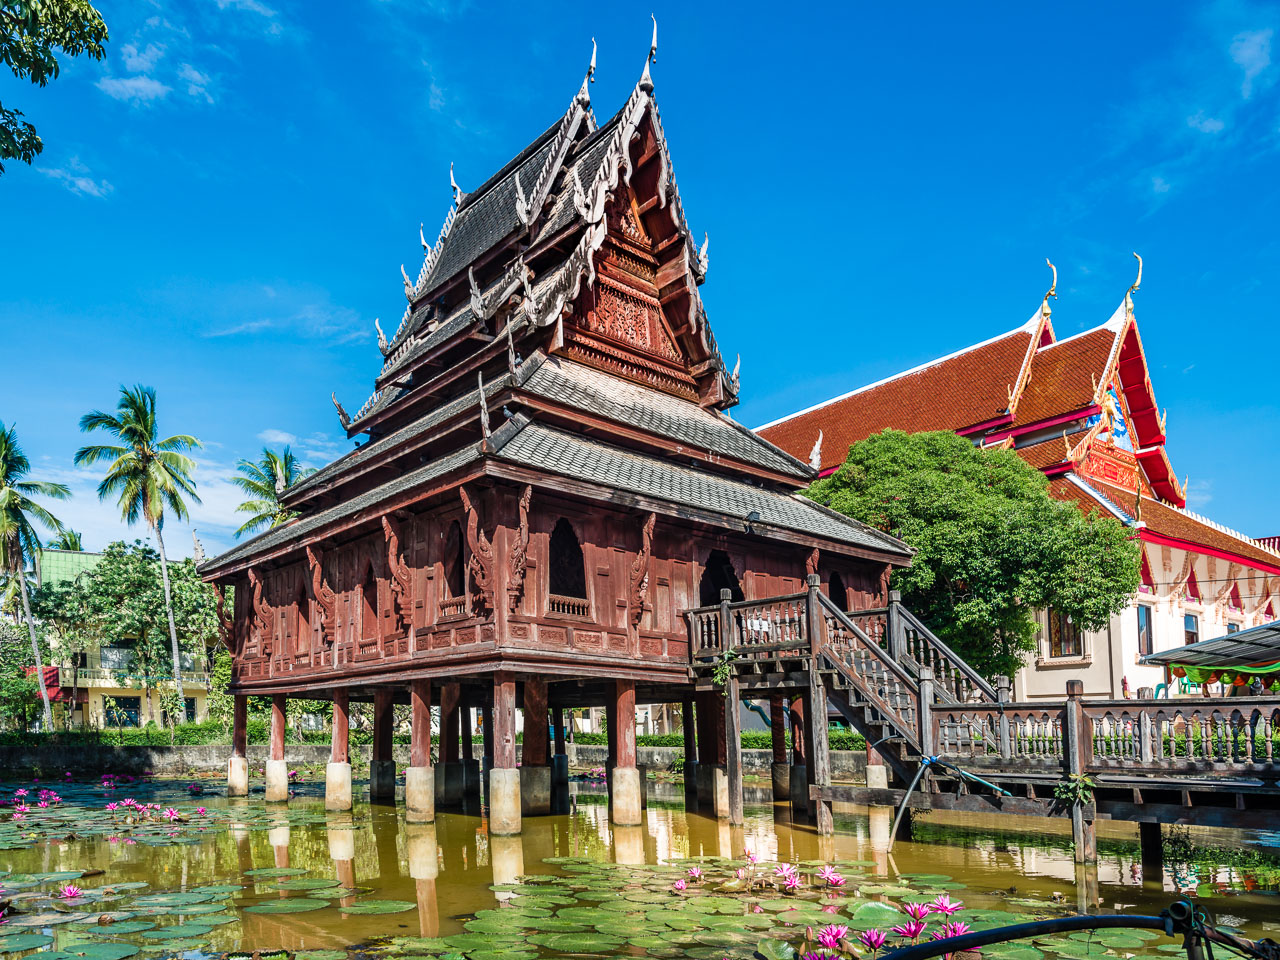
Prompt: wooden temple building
<box><xmin>199</xmin><ymin>38</ymin><xmax>913</xmax><ymax>834</ymax></box>
<box><xmin>759</xmin><ymin>260</ymin><xmax>1280</xmax><ymax>701</ymax></box>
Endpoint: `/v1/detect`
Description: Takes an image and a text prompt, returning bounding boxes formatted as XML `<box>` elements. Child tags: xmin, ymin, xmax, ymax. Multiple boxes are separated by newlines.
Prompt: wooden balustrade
<box><xmin>1084</xmin><ymin>698</ymin><xmax>1280</xmax><ymax>771</ymax></box>
<box><xmin>683</xmin><ymin>592</ymin><xmax>809</xmax><ymax>660</ymax></box>
<box><xmin>548</xmin><ymin>594</ymin><xmax>591</xmax><ymax>618</ymax></box>
<box><xmin>931</xmin><ymin>702</ymin><xmax>1067</xmax><ymax>767</ymax></box>
<box><xmin>438</xmin><ymin>596</ymin><xmax>467</xmax><ymax>619</ymax></box>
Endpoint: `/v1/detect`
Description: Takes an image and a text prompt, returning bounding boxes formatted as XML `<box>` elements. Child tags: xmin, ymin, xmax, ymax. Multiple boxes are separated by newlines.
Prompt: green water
<box><xmin>0</xmin><ymin>776</ymin><xmax>1274</xmax><ymax>959</ymax></box>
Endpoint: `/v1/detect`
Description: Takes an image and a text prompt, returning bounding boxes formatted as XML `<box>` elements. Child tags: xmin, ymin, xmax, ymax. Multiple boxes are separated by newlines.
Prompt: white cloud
<box><xmin>1231</xmin><ymin>27</ymin><xmax>1272</xmax><ymax>98</ymax></box>
<box><xmin>1151</xmin><ymin>175</ymin><xmax>1172</xmax><ymax>194</ymax></box>
<box><xmin>1187</xmin><ymin>111</ymin><xmax>1225</xmax><ymax>133</ymax></box>
<box><xmin>198</xmin><ymin>284</ymin><xmax>366</xmax><ymax>342</ymax></box>
<box><xmin>96</xmin><ymin>74</ymin><xmax>172</xmax><ymax>104</ymax></box>
<box><xmin>257</xmin><ymin>428</ymin><xmax>297</xmax><ymax>445</ymax></box>
<box><xmin>41</xmin><ymin>157</ymin><xmax>113</xmax><ymax>198</ymax></box>
<box><xmin>214</xmin><ymin>0</ymin><xmax>284</xmax><ymax>35</ymax></box>
<box><xmin>1185</xmin><ymin>478</ymin><xmax>1214</xmax><ymax>510</ymax></box>
<box><xmin>121</xmin><ymin>42</ymin><xmax>166</xmax><ymax>73</ymax></box>
<box><xmin>178</xmin><ymin>63</ymin><xmax>214</xmax><ymax>103</ymax></box>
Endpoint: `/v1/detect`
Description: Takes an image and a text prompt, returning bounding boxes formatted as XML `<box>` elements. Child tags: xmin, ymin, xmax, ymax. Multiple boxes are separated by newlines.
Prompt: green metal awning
<box><xmin>1141</xmin><ymin>622</ymin><xmax>1280</xmax><ymax>669</ymax></box>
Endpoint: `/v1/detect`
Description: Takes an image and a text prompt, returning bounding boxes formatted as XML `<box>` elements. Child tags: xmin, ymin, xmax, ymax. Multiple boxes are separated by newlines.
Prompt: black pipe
<box><xmin>878</xmin><ymin>914</ymin><xmax>1170</xmax><ymax>960</ymax></box>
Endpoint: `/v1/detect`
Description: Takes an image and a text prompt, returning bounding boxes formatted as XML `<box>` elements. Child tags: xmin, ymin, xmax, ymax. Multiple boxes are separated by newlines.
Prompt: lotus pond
<box><xmin>0</xmin><ymin>776</ymin><xmax>1275</xmax><ymax>960</ymax></box>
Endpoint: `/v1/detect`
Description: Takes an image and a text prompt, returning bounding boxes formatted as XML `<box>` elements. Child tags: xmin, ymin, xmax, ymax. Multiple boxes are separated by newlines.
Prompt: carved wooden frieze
<box><xmin>507</xmin><ymin>485</ymin><xmax>533</xmax><ymax>613</ymax></box>
<box><xmin>629</xmin><ymin>512</ymin><xmax>656</xmax><ymax>629</ymax></box>
<box><xmin>382</xmin><ymin>514</ymin><xmax>413</xmax><ymax>633</ymax></box>
<box><xmin>459</xmin><ymin>486</ymin><xmax>495</xmax><ymax>614</ymax></box>
<box><xmin>805</xmin><ymin>547</ymin><xmax>819</xmax><ymax>578</ymax></box>
<box><xmin>305</xmin><ymin>545</ymin><xmax>337</xmax><ymax>645</ymax></box>
<box><xmin>247</xmin><ymin>567</ymin><xmax>272</xmax><ymax>655</ymax></box>
<box><xmin>214</xmin><ymin>585</ymin><xmax>235</xmax><ymax>653</ymax></box>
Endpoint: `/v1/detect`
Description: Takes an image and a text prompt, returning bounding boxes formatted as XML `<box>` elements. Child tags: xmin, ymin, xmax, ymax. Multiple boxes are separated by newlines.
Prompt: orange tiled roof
<box><xmin>1014</xmin><ymin>437</ymin><xmax>1071</xmax><ymax>472</ymax></box>
<box><xmin>1051</xmin><ymin>475</ymin><xmax>1280</xmax><ymax>573</ymax></box>
<box><xmin>1012</xmin><ymin>328</ymin><xmax>1117</xmax><ymax>427</ymax></box>
<box><xmin>757</xmin><ymin>329</ymin><xmax>1032</xmax><ymax>473</ymax></box>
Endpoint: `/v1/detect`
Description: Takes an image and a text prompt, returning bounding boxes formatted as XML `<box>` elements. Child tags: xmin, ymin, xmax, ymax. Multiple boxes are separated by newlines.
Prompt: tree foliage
<box><xmin>807</xmin><ymin>430</ymin><xmax>1142</xmax><ymax>678</ymax></box>
<box><xmin>0</xmin><ymin>622</ymin><xmax>41</xmax><ymax>730</ymax></box>
<box><xmin>1</xmin><ymin>1</ymin><xmax>109</xmax><ymax>173</ymax></box>
<box><xmin>232</xmin><ymin>446</ymin><xmax>314</xmax><ymax>537</ymax></box>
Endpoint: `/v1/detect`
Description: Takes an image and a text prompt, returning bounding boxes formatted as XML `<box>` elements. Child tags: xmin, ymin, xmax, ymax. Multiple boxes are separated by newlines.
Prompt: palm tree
<box><xmin>48</xmin><ymin>529</ymin><xmax>83</xmax><ymax>551</ymax></box>
<box><xmin>75</xmin><ymin>386</ymin><xmax>200</xmax><ymax>704</ymax></box>
<box><xmin>232</xmin><ymin>446</ymin><xmax>314</xmax><ymax>536</ymax></box>
<box><xmin>0</xmin><ymin>422</ymin><xmax>69</xmax><ymax>729</ymax></box>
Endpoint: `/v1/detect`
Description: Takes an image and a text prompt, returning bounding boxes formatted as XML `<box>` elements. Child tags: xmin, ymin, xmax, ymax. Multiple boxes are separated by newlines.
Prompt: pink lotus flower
<box><xmin>929</xmin><ymin>894</ymin><xmax>962</xmax><ymax>916</ymax></box>
<box><xmin>817</xmin><ymin>924</ymin><xmax>851</xmax><ymax>950</ymax></box>
<box><xmin>817</xmin><ymin>865</ymin><xmax>845</xmax><ymax>887</ymax></box>
<box><xmin>36</xmin><ymin>801</ymin><xmax>48</xmax><ymax>808</ymax></box>
<box><xmin>892</xmin><ymin>919</ymin><xmax>928</xmax><ymax>941</ymax></box>
<box><xmin>934</xmin><ymin>920</ymin><xmax>972</xmax><ymax>940</ymax></box>
<box><xmin>162</xmin><ymin>808</ymin><xmax>180</xmax><ymax>821</ymax></box>
<box><xmin>124</xmin><ymin>838</ymin><xmax>137</xmax><ymax>845</ymax></box>
<box><xmin>774</xmin><ymin>863</ymin><xmax>798</xmax><ymax>879</ymax></box>
<box><xmin>59</xmin><ymin>884</ymin><xmax>82</xmax><ymax>900</ymax></box>
<box><xmin>107</xmin><ymin>836</ymin><xmax>120</xmax><ymax>843</ymax></box>
<box><xmin>858</xmin><ymin>928</ymin><xmax>887</xmax><ymax>956</ymax></box>
<box><xmin>752</xmin><ymin>905</ymin><xmax>764</xmax><ymax>914</ymax></box>
<box><xmin>122</xmin><ymin>798</ymin><xmax>136</xmax><ymax>807</ymax></box>
<box><xmin>195</xmin><ymin>807</ymin><xmax>207</xmax><ymax>816</ymax></box>
<box><xmin>14</xmin><ymin>789</ymin><xmax>27</xmax><ymax>797</ymax></box>
<box><xmin>105</xmin><ymin>802</ymin><xmax>118</xmax><ymax>812</ymax></box>
<box><xmin>672</xmin><ymin>879</ymin><xmax>686</xmax><ymax>892</ymax></box>
<box><xmin>904</xmin><ymin>902</ymin><xmax>931</xmax><ymax>921</ymax></box>
<box><xmin>784</xmin><ymin>874</ymin><xmax>801</xmax><ymax>892</ymax></box>
<box><xmin>745</xmin><ymin>849</ymin><xmax>759</xmax><ymax>864</ymax></box>
<box><xmin>10</xmin><ymin>814</ymin><xmax>23</xmax><ymax>822</ymax></box>
<box><xmin>687</xmin><ymin>867</ymin><xmax>702</xmax><ymax>881</ymax></box>
<box><xmin>735</xmin><ymin>868</ymin><xmax>747</xmax><ymax>879</ymax></box>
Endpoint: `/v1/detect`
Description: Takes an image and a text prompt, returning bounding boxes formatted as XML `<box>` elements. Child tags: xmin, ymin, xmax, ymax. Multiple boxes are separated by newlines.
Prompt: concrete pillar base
<box><xmin>865</xmin><ymin>764</ymin><xmax>889</xmax><ymax>790</ymax></box>
<box><xmin>789</xmin><ymin>763</ymin><xmax>809</xmax><ymax>814</ymax></box>
<box><xmin>325</xmin><ymin>762</ymin><xmax>352</xmax><ymax>811</ymax></box>
<box><xmin>265</xmin><ymin>759</ymin><xmax>289</xmax><ymax>803</ymax></box>
<box><xmin>369</xmin><ymin>759</ymin><xmax>397</xmax><ymax>802</ymax></box>
<box><xmin>489</xmin><ymin>767</ymin><xmax>521</xmax><ymax>836</ymax></box>
<box><xmin>611</xmin><ymin>766</ymin><xmax>643</xmax><ymax>826</ymax></box>
<box><xmin>227</xmin><ymin>756</ymin><xmax>248</xmax><ymax>797</ymax></box>
<box><xmin>406</xmin><ymin>765</ymin><xmax>435</xmax><ymax>823</ymax></box>
<box><xmin>520</xmin><ymin>765</ymin><xmax>551</xmax><ymax>816</ymax></box>
<box><xmin>771</xmin><ymin>761</ymin><xmax>790</xmax><ymax>800</ymax></box>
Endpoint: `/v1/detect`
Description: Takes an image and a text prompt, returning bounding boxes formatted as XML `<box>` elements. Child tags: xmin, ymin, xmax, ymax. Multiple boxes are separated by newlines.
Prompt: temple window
<box><xmin>1136</xmin><ymin>604</ymin><xmax>1153</xmax><ymax>657</ymax></box>
<box><xmin>828</xmin><ymin>571</ymin><xmax>849</xmax><ymax>612</ymax></box>
<box><xmin>1184</xmin><ymin>613</ymin><xmax>1200</xmax><ymax>646</ymax></box>
<box><xmin>548</xmin><ymin>519</ymin><xmax>589</xmax><ymax>617</ymax></box>
<box><xmin>1047</xmin><ymin>608</ymin><xmax>1081</xmax><ymax>659</ymax></box>
<box><xmin>698</xmin><ymin>550</ymin><xmax>744</xmax><ymax>606</ymax></box>
<box><xmin>360</xmin><ymin>563</ymin><xmax>377</xmax><ymax>640</ymax></box>
<box><xmin>294</xmin><ymin>582</ymin><xmax>309</xmax><ymax>654</ymax></box>
<box><xmin>444</xmin><ymin>520</ymin><xmax>464</xmax><ymax>599</ymax></box>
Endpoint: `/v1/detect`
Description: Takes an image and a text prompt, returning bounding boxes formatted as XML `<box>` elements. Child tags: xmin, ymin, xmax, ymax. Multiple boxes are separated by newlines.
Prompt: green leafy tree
<box><xmin>30</xmin><ymin>575</ymin><xmax>101</xmax><ymax>727</ymax></box>
<box><xmin>0</xmin><ymin>421</ymin><xmax>68</xmax><ymax>728</ymax></box>
<box><xmin>807</xmin><ymin>430</ymin><xmax>1142</xmax><ymax>678</ymax></box>
<box><xmin>0</xmin><ymin>622</ymin><xmax>40</xmax><ymax>730</ymax></box>
<box><xmin>231</xmin><ymin>446</ymin><xmax>314</xmax><ymax>537</ymax></box>
<box><xmin>48</xmin><ymin>528</ymin><xmax>82</xmax><ymax>550</ymax></box>
<box><xmin>207</xmin><ymin>645</ymin><xmax>234</xmax><ymax>733</ymax></box>
<box><xmin>75</xmin><ymin>385</ymin><xmax>201</xmax><ymax>706</ymax></box>
<box><xmin>1</xmin><ymin>1</ymin><xmax>109</xmax><ymax>173</ymax></box>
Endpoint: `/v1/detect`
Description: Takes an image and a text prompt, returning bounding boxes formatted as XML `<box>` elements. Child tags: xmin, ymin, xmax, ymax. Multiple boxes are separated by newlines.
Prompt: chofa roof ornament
<box><xmin>450</xmin><ymin>161</ymin><xmax>467</xmax><ymax>206</ymax></box>
<box><xmin>1126</xmin><ymin>251</ymin><xmax>1142</xmax><ymax>313</ymax></box>
<box><xmin>640</xmin><ymin>14</ymin><xmax>657</xmax><ymax>90</ymax></box>
<box><xmin>1042</xmin><ymin>257</ymin><xmax>1057</xmax><ymax>320</ymax></box>
<box><xmin>809</xmin><ymin>430</ymin><xmax>823</xmax><ymax>472</ymax></box>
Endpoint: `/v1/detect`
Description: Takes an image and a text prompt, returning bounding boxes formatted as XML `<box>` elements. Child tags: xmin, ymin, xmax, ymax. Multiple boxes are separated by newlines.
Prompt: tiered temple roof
<box><xmin>758</xmin><ymin>265</ymin><xmax>1280</xmax><ymax>578</ymax></box>
<box><xmin>202</xmin><ymin>42</ymin><xmax>910</xmax><ymax>583</ymax></box>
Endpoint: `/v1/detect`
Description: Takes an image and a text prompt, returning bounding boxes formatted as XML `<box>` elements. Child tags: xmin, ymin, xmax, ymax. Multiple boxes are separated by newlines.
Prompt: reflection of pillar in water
<box><xmin>1074</xmin><ymin>860</ymin><xmax>1100</xmax><ymax>913</ymax></box>
<box><xmin>230</xmin><ymin>816</ymin><xmax>253</xmax><ymax>876</ymax></box>
<box><xmin>715</xmin><ymin>819</ymin><xmax>733</xmax><ymax>859</ymax></box>
<box><xmin>269</xmin><ymin>823</ymin><xmax>291</xmax><ymax>869</ymax></box>
<box><xmin>868</xmin><ymin>804</ymin><xmax>892</xmax><ymax>877</ymax></box>
<box><xmin>772</xmin><ymin>802</ymin><xmax>795</xmax><ymax>864</ymax></box>
<box><xmin>490</xmin><ymin>834</ymin><xmax>525</xmax><ymax>893</ymax></box>
<box><xmin>328</xmin><ymin>823</ymin><xmax>357</xmax><ymax>907</ymax></box>
<box><xmin>817</xmin><ymin>833</ymin><xmax>835</xmax><ymax>865</ymax></box>
<box><xmin>407</xmin><ymin>823</ymin><xmax>439</xmax><ymax>938</ymax></box>
<box><xmin>613</xmin><ymin>825</ymin><xmax>645</xmax><ymax>865</ymax></box>
<box><xmin>1139</xmin><ymin>822</ymin><xmax>1163</xmax><ymax>890</ymax></box>
<box><xmin>373</xmin><ymin>809</ymin><xmax>401</xmax><ymax>881</ymax></box>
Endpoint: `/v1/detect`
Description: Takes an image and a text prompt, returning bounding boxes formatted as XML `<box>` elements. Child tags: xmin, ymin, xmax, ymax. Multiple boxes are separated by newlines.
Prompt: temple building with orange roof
<box><xmin>758</xmin><ymin>259</ymin><xmax>1280</xmax><ymax>700</ymax></box>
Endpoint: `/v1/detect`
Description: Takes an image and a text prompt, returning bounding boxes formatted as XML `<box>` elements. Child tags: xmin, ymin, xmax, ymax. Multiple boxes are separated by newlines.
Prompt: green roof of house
<box><xmin>37</xmin><ymin>549</ymin><xmax>103</xmax><ymax>588</ymax></box>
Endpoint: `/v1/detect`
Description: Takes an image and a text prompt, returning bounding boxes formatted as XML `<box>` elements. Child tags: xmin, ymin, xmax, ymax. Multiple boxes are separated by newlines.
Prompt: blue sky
<box><xmin>5</xmin><ymin>0</ymin><xmax>1280</xmax><ymax>558</ymax></box>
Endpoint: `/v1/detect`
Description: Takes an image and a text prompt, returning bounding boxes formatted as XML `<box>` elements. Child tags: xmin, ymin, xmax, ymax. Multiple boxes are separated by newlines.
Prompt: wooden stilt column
<box><xmin>695</xmin><ymin>689</ymin><xmax>728</xmax><ymax>816</ymax></box>
<box><xmin>437</xmin><ymin>682</ymin><xmax>463</xmax><ymax>807</ymax></box>
<box><xmin>725</xmin><ymin>677</ymin><xmax>744</xmax><ymax>826</ymax></box>
<box><xmin>521</xmin><ymin>678</ymin><xmax>551</xmax><ymax>816</ymax></box>
<box><xmin>489</xmin><ymin>671</ymin><xmax>520</xmax><ymax>835</ymax></box>
<box><xmin>482</xmin><ymin>703</ymin><xmax>494</xmax><ymax>771</ymax></box>
<box><xmin>407</xmin><ymin>679</ymin><xmax>434</xmax><ymax>822</ymax></box>
<box><xmin>265</xmin><ymin>693</ymin><xmax>288</xmax><ymax>802</ymax></box>
<box><xmin>459</xmin><ymin>692</ymin><xmax>480</xmax><ymax>805</ymax></box>
<box><xmin>370</xmin><ymin>688</ymin><xmax>396</xmax><ymax>801</ymax></box>
<box><xmin>1065</xmin><ymin>680</ymin><xmax>1097</xmax><ymax>863</ymax></box>
<box><xmin>769</xmin><ymin>693</ymin><xmax>789</xmax><ymax>800</ymax></box>
<box><xmin>228</xmin><ymin>694</ymin><xmax>248</xmax><ymax>796</ymax></box>
<box><xmin>789</xmin><ymin>695</ymin><xmax>808</xmax><ymax>814</ymax></box>
<box><xmin>551</xmin><ymin>705</ymin><xmax>569</xmax><ymax>810</ymax></box>
<box><xmin>804</xmin><ymin>574</ymin><xmax>834</xmax><ymax>835</ymax></box>
<box><xmin>681</xmin><ymin>699</ymin><xmax>698</xmax><ymax>802</ymax></box>
<box><xmin>326</xmin><ymin>690</ymin><xmax>352</xmax><ymax>810</ymax></box>
<box><xmin>612</xmin><ymin>679</ymin><xmax>642</xmax><ymax>825</ymax></box>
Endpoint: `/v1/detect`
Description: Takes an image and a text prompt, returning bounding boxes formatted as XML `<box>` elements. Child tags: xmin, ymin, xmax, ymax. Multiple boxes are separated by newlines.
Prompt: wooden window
<box><xmin>828</xmin><ymin>571</ymin><xmax>848</xmax><ymax>612</ymax></box>
<box><xmin>1136</xmin><ymin>605</ymin><xmax>1153</xmax><ymax>657</ymax></box>
<box><xmin>1047</xmin><ymin>609</ymin><xmax>1081</xmax><ymax>659</ymax></box>
<box><xmin>549</xmin><ymin>519</ymin><xmax>589</xmax><ymax>616</ymax></box>
<box><xmin>294</xmin><ymin>583</ymin><xmax>309</xmax><ymax>655</ymax></box>
<box><xmin>360</xmin><ymin>564</ymin><xmax>378</xmax><ymax>641</ymax></box>
<box><xmin>1184</xmin><ymin>613</ymin><xmax>1199</xmax><ymax>645</ymax></box>
<box><xmin>443</xmin><ymin>521</ymin><xmax>464</xmax><ymax>599</ymax></box>
<box><xmin>698</xmin><ymin>550</ymin><xmax>744</xmax><ymax>606</ymax></box>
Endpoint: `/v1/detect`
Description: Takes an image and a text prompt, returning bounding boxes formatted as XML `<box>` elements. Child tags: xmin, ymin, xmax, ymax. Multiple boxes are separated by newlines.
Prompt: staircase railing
<box><xmin>894</xmin><ymin>601</ymin><xmax>998</xmax><ymax>703</ymax></box>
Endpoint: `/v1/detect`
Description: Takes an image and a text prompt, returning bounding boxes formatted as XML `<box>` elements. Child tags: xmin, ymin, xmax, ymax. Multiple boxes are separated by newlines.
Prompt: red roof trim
<box><xmin>984</xmin><ymin>405</ymin><xmax>1100</xmax><ymax>444</ymax></box>
<box><xmin>1139</xmin><ymin>529</ymin><xmax>1280</xmax><ymax>577</ymax></box>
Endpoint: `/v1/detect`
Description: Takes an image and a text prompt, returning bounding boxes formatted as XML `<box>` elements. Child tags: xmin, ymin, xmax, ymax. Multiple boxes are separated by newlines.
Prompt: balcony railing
<box><xmin>57</xmin><ymin>666</ymin><xmax>210</xmax><ymax>686</ymax></box>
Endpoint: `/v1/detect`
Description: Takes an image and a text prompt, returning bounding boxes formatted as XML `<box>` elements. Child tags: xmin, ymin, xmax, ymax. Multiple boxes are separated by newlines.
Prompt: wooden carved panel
<box><xmin>507</xmin><ymin>485</ymin><xmax>533</xmax><ymax>613</ymax></box>
<box><xmin>459</xmin><ymin>487</ymin><xmax>495</xmax><ymax>614</ymax></box>
<box><xmin>382</xmin><ymin>514</ymin><xmax>412</xmax><ymax>634</ymax></box>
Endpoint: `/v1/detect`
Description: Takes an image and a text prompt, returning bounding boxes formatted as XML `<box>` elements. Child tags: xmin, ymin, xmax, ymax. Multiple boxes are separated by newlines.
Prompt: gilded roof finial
<box><xmin>1042</xmin><ymin>258</ymin><xmax>1057</xmax><ymax>319</ymax></box>
<box><xmin>374</xmin><ymin>317</ymin><xmax>389</xmax><ymax>355</ymax></box>
<box><xmin>420</xmin><ymin>223</ymin><xmax>429</xmax><ymax>253</ymax></box>
<box><xmin>808</xmin><ymin>430</ymin><xmax>823</xmax><ymax>472</ymax></box>
<box><xmin>401</xmin><ymin>264</ymin><xmax>414</xmax><ymax>300</ymax></box>
<box><xmin>450</xmin><ymin>162</ymin><xmax>466</xmax><ymax>206</ymax></box>
<box><xmin>698</xmin><ymin>232</ymin><xmax>709</xmax><ymax>276</ymax></box>
<box><xmin>331</xmin><ymin>392</ymin><xmax>351</xmax><ymax>430</ymax></box>
<box><xmin>1126</xmin><ymin>251</ymin><xmax>1142</xmax><ymax>313</ymax></box>
<box><xmin>588</xmin><ymin>37</ymin><xmax>597</xmax><ymax>83</ymax></box>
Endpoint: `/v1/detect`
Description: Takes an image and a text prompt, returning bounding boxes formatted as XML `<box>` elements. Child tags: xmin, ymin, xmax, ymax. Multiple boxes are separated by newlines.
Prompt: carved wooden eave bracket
<box><xmin>805</xmin><ymin>547</ymin><xmax>820</xmax><ymax>578</ymax></box>
<box><xmin>305</xmin><ymin>545</ymin><xmax>338</xmax><ymax>645</ymax></box>
<box><xmin>247</xmin><ymin>567</ymin><xmax>273</xmax><ymax>652</ymax></box>
<box><xmin>214</xmin><ymin>585</ymin><xmax>235</xmax><ymax>653</ymax></box>
<box><xmin>381</xmin><ymin>515</ymin><xmax>413</xmax><ymax>634</ymax></box>
<box><xmin>507</xmin><ymin>485</ymin><xmax>533</xmax><ymax>613</ymax></box>
<box><xmin>629</xmin><ymin>511</ymin><xmax>657</xmax><ymax>630</ymax></box>
<box><xmin>459</xmin><ymin>485</ymin><xmax>496</xmax><ymax>614</ymax></box>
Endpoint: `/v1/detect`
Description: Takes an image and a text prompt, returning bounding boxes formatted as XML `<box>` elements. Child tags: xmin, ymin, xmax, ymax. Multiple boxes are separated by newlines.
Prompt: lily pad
<box><xmin>340</xmin><ymin>899</ymin><xmax>416</xmax><ymax>915</ymax></box>
<box><xmin>0</xmin><ymin>933</ymin><xmax>54</xmax><ymax>952</ymax></box>
<box><xmin>243</xmin><ymin>898</ymin><xmax>330</xmax><ymax>914</ymax></box>
<box><xmin>45</xmin><ymin>943</ymin><xmax>140</xmax><ymax>960</ymax></box>
<box><xmin>139</xmin><ymin>923</ymin><xmax>214</xmax><ymax>940</ymax></box>
<box><xmin>244</xmin><ymin>867</ymin><xmax>308</xmax><ymax>877</ymax></box>
<box><xmin>757</xmin><ymin>938</ymin><xmax>798</xmax><ymax>960</ymax></box>
<box><xmin>528</xmin><ymin>933</ymin><xmax>622</xmax><ymax>953</ymax></box>
<box><xmin>85</xmin><ymin>922</ymin><xmax>157</xmax><ymax>935</ymax></box>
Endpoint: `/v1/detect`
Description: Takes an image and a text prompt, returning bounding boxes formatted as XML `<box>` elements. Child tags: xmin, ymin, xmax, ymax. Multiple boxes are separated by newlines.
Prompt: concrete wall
<box><xmin>0</xmin><ymin>743</ymin><xmax>869</xmax><ymax>781</ymax></box>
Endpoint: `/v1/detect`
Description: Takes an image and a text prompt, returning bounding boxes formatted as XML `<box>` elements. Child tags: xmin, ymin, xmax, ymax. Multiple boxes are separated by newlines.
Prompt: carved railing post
<box><xmin>1139</xmin><ymin>707</ymin><xmax>1154</xmax><ymax>764</ymax></box>
<box><xmin>1064</xmin><ymin>679</ymin><xmax>1097</xmax><ymax>863</ymax></box>
<box><xmin>996</xmin><ymin>675</ymin><xmax>1012</xmax><ymax>760</ymax></box>
<box><xmin>887</xmin><ymin>589</ymin><xmax>905</xmax><ymax>661</ymax></box>
<box><xmin>917</xmin><ymin>667</ymin><xmax>936</xmax><ymax>757</ymax></box>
